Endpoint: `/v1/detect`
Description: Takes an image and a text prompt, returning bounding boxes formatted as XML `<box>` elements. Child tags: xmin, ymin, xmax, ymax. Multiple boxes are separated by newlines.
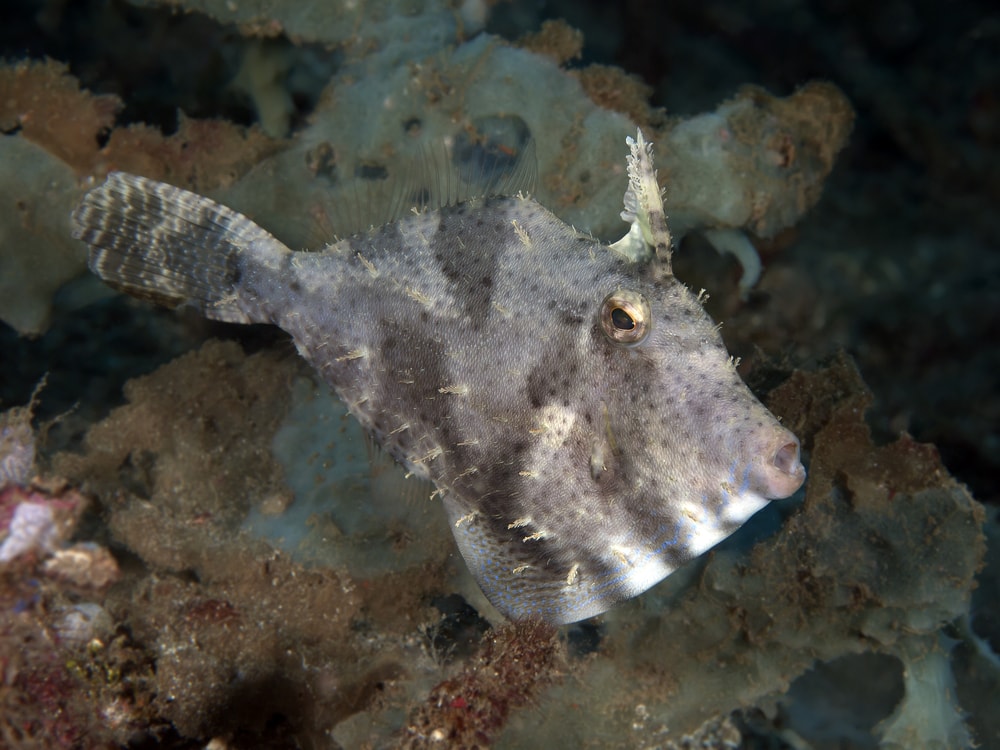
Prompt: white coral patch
<box><xmin>0</xmin><ymin>500</ymin><xmax>58</xmax><ymax>563</ymax></box>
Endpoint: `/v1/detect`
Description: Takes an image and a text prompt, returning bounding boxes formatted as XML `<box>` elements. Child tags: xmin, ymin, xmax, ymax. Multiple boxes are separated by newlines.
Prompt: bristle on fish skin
<box><xmin>71</xmin><ymin>131</ymin><xmax>804</xmax><ymax>625</ymax></box>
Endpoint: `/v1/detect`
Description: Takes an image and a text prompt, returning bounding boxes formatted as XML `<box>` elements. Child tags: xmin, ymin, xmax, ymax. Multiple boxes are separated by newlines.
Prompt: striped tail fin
<box><xmin>71</xmin><ymin>172</ymin><xmax>287</xmax><ymax>324</ymax></box>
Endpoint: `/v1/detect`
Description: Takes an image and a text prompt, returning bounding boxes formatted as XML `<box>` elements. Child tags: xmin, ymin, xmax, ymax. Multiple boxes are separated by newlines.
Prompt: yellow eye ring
<box><xmin>599</xmin><ymin>290</ymin><xmax>651</xmax><ymax>345</ymax></box>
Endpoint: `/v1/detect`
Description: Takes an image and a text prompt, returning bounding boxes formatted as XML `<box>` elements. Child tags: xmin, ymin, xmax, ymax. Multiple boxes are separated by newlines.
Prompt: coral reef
<box><xmin>0</xmin><ymin>59</ymin><xmax>283</xmax><ymax>334</ymax></box>
<box><xmin>876</xmin><ymin>634</ymin><xmax>972</xmax><ymax>750</ymax></box>
<box><xmin>0</xmin><ymin>60</ymin><xmax>118</xmax><ymax>172</ymax></box>
<box><xmin>401</xmin><ymin>619</ymin><xmax>564</xmax><ymax>748</ymax></box>
<box><xmin>0</xmin><ymin>135</ymin><xmax>81</xmax><ymax>336</ymax></box>
<box><xmin>0</xmin><ymin>0</ymin><xmax>996</xmax><ymax>747</ymax></box>
<box><xmin>0</xmin><ymin>379</ymin><xmax>41</xmax><ymax>485</ymax></box>
<box><xmin>0</xmin><ymin>2</ymin><xmax>850</xmax><ymax>335</ymax></box>
<box><xmin>46</xmin><ymin>341</ymin><xmax>462</xmax><ymax>743</ymax></box>
<box><xmin>0</xmin><ymin>420</ymin><xmax>129</xmax><ymax>746</ymax></box>
<box><xmin>128</xmin><ymin>0</ymin><xmax>489</xmax><ymax>49</ymax></box>
<box><xmin>1</xmin><ymin>338</ymin><xmax>990</xmax><ymax>747</ymax></box>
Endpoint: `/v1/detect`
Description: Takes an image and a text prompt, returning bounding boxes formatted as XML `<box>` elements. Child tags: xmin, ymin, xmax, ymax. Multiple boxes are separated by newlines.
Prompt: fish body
<box><xmin>71</xmin><ymin>133</ymin><xmax>804</xmax><ymax>624</ymax></box>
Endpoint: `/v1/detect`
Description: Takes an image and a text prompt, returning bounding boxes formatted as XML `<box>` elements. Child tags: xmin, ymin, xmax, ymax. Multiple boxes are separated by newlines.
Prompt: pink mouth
<box><xmin>755</xmin><ymin>432</ymin><xmax>806</xmax><ymax>499</ymax></box>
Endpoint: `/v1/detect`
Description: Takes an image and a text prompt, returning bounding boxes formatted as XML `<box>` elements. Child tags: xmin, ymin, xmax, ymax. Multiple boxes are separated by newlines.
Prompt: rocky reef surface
<box><xmin>0</xmin><ymin>1</ymin><xmax>997</xmax><ymax>748</ymax></box>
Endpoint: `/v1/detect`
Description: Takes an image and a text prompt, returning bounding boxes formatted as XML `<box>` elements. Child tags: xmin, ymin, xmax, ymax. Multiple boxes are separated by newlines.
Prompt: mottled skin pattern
<box><xmin>72</xmin><ymin>149</ymin><xmax>805</xmax><ymax>624</ymax></box>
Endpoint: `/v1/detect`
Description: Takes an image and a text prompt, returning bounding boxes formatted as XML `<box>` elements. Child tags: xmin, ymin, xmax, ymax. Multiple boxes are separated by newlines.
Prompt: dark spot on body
<box><xmin>429</xmin><ymin>204</ymin><xmax>499</xmax><ymax>319</ymax></box>
<box><xmin>289</xmin><ymin>280</ymin><xmax>301</xmax><ymax>293</ymax></box>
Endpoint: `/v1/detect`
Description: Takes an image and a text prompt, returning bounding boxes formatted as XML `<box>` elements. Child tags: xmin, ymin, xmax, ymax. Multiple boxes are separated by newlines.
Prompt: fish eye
<box><xmin>600</xmin><ymin>290</ymin><xmax>650</xmax><ymax>345</ymax></box>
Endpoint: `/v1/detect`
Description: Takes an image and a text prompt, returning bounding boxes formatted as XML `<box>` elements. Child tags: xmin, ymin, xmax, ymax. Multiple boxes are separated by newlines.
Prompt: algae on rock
<box><xmin>0</xmin><ymin>1</ymin><xmax>852</xmax><ymax>335</ymax></box>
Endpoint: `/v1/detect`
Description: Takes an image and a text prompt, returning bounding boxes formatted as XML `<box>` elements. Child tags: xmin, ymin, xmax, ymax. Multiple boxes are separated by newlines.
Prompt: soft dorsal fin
<box><xmin>447</xmin><ymin>131</ymin><xmax>537</xmax><ymax>205</ymax></box>
<box><xmin>311</xmin><ymin>127</ymin><xmax>537</xmax><ymax>244</ymax></box>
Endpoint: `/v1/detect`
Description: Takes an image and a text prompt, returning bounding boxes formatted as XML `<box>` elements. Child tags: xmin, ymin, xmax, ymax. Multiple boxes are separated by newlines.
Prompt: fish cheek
<box><xmin>590</xmin><ymin>330</ymin><xmax>680</xmax><ymax>493</ymax></box>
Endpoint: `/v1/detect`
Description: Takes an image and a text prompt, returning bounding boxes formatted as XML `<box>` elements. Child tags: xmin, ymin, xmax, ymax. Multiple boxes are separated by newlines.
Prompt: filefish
<box><xmin>71</xmin><ymin>131</ymin><xmax>805</xmax><ymax>625</ymax></box>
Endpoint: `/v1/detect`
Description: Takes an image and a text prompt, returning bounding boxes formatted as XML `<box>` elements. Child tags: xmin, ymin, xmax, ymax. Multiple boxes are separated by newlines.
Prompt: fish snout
<box><xmin>751</xmin><ymin>428</ymin><xmax>806</xmax><ymax>499</ymax></box>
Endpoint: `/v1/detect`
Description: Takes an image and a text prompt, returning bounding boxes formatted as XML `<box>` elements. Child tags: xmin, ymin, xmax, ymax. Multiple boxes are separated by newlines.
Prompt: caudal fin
<box><xmin>71</xmin><ymin>172</ymin><xmax>285</xmax><ymax>324</ymax></box>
